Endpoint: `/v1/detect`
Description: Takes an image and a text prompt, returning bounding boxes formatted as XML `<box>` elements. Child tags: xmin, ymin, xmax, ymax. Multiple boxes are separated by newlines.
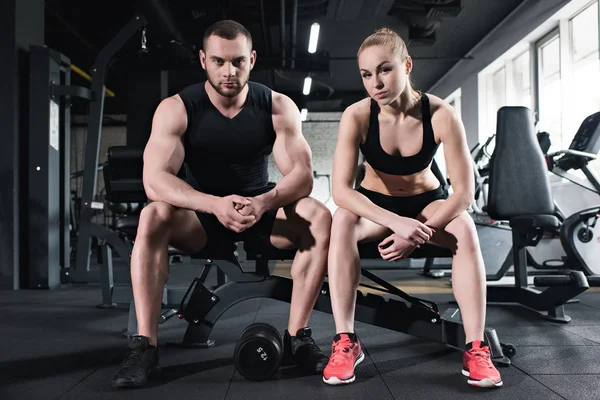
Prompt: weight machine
<box><xmin>26</xmin><ymin>46</ymin><xmax>91</xmax><ymax>288</ymax></box>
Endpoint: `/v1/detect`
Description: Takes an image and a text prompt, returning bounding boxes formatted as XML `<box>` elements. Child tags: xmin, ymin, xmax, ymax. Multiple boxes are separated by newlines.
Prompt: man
<box><xmin>112</xmin><ymin>19</ymin><xmax>331</xmax><ymax>388</ymax></box>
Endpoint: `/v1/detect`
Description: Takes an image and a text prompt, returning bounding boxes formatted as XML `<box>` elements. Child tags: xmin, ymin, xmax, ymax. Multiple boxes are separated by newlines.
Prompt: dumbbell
<box><xmin>233</xmin><ymin>322</ymin><xmax>283</xmax><ymax>381</ymax></box>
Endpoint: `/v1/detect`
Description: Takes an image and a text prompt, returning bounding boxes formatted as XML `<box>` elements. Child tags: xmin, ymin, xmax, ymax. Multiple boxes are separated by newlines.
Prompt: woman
<box><xmin>322</xmin><ymin>28</ymin><xmax>502</xmax><ymax>389</ymax></box>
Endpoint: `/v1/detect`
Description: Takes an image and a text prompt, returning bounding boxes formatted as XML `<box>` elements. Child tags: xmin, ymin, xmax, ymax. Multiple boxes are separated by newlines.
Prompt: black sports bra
<box><xmin>359</xmin><ymin>93</ymin><xmax>440</xmax><ymax>175</ymax></box>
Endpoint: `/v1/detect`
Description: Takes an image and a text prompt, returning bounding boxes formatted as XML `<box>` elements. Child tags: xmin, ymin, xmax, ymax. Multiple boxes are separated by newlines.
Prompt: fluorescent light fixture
<box><xmin>301</xmin><ymin>108</ymin><xmax>308</xmax><ymax>121</ymax></box>
<box><xmin>303</xmin><ymin>76</ymin><xmax>312</xmax><ymax>95</ymax></box>
<box><xmin>308</xmin><ymin>22</ymin><xmax>320</xmax><ymax>53</ymax></box>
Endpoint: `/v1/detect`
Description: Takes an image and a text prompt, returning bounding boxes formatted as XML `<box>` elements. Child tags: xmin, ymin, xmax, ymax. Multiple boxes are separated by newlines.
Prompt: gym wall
<box><xmin>269</xmin><ymin>112</ymin><xmax>342</xmax><ymax>213</ymax></box>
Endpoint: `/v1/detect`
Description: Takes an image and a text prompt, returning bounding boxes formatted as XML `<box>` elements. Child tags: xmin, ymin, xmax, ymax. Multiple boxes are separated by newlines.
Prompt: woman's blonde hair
<box><xmin>357</xmin><ymin>28</ymin><xmax>420</xmax><ymax>99</ymax></box>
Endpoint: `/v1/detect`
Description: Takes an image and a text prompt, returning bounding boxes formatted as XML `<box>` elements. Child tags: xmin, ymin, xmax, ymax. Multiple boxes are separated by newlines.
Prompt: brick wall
<box><xmin>268</xmin><ymin>112</ymin><xmax>342</xmax><ymax>213</ymax></box>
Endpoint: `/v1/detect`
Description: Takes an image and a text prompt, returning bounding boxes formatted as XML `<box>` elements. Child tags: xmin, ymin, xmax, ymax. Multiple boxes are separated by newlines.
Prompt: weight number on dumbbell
<box><xmin>257</xmin><ymin>346</ymin><xmax>268</xmax><ymax>361</ymax></box>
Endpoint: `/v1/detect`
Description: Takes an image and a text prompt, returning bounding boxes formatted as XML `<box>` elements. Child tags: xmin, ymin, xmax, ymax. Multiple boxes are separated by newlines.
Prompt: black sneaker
<box><xmin>112</xmin><ymin>335</ymin><xmax>160</xmax><ymax>388</ymax></box>
<box><xmin>283</xmin><ymin>327</ymin><xmax>329</xmax><ymax>374</ymax></box>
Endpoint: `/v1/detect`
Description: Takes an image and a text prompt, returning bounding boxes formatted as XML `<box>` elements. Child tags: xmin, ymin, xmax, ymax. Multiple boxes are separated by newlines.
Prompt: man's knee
<box><xmin>137</xmin><ymin>201</ymin><xmax>177</xmax><ymax>238</ymax></box>
<box><xmin>294</xmin><ymin>198</ymin><xmax>331</xmax><ymax>233</ymax></box>
<box><xmin>310</xmin><ymin>201</ymin><xmax>333</xmax><ymax>234</ymax></box>
<box><xmin>286</xmin><ymin>198</ymin><xmax>332</xmax><ymax>250</ymax></box>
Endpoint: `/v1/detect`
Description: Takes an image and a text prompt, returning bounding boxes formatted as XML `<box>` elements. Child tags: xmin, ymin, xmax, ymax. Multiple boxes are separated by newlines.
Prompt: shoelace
<box><xmin>329</xmin><ymin>337</ymin><xmax>353</xmax><ymax>366</ymax></box>
<box><xmin>469</xmin><ymin>347</ymin><xmax>494</xmax><ymax>369</ymax></box>
<box><xmin>122</xmin><ymin>348</ymin><xmax>144</xmax><ymax>367</ymax></box>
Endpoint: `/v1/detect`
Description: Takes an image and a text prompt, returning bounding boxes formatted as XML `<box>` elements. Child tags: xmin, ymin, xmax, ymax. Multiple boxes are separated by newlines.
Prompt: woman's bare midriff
<box><xmin>360</xmin><ymin>161</ymin><xmax>441</xmax><ymax>196</ymax></box>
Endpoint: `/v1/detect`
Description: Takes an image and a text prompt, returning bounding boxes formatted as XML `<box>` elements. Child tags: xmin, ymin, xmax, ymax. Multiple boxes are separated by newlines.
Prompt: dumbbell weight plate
<box><xmin>234</xmin><ymin>323</ymin><xmax>283</xmax><ymax>381</ymax></box>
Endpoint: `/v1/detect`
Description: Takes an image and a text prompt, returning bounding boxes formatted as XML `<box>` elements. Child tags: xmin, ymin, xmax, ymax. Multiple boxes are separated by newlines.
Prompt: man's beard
<box><xmin>207</xmin><ymin>74</ymin><xmax>248</xmax><ymax>98</ymax></box>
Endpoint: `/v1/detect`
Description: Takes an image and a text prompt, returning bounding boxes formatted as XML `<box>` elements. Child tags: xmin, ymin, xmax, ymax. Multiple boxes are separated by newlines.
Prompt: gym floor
<box><xmin>2</xmin><ymin>260</ymin><xmax>600</xmax><ymax>400</ymax></box>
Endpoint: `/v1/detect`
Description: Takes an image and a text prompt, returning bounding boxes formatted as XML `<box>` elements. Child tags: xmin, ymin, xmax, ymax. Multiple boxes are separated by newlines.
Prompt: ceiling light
<box><xmin>308</xmin><ymin>23</ymin><xmax>320</xmax><ymax>54</ymax></box>
<box><xmin>301</xmin><ymin>108</ymin><xmax>308</xmax><ymax>121</ymax></box>
<box><xmin>303</xmin><ymin>77</ymin><xmax>312</xmax><ymax>95</ymax></box>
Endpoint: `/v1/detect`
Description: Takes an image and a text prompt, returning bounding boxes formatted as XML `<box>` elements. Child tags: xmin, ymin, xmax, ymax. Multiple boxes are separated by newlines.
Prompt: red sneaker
<box><xmin>322</xmin><ymin>333</ymin><xmax>364</xmax><ymax>385</ymax></box>
<box><xmin>462</xmin><ymin>341</ymin><xmax>503</xmax><ymax>388</ymax></box>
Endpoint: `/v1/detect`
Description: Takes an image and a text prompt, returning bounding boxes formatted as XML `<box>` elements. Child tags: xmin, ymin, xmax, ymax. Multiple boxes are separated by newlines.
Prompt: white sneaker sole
<box><xmin>461</xmin><ymin>369</ymin><xmax>503</xmax><ymax>388</ymax></box>
<box><xmin>323</xmin><ymin>352</ymin><xmax>365</xmax><ymax>385</ymax></box>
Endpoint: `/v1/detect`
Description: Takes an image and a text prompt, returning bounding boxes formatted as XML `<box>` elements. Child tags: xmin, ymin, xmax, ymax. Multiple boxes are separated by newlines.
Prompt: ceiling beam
<box><xmin>370</xmin><ymin>0</ymin><xmax>395</xmax><ymax>17</ymax></box>
<box><xmin>328</xmin><ymin>0</ymin><xmax>365</xmax><ymax>20</ymax></box>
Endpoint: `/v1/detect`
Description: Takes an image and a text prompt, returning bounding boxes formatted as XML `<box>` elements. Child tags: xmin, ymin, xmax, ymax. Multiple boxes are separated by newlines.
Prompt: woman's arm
<box><xmin>424</xmin><ymin>104</ymin><xmax>475</xmax><ymax>229</ymax></box>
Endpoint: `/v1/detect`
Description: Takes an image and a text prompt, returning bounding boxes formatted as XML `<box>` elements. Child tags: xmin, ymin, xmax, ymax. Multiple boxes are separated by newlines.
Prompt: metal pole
<box><xmin>291</xmin><ymin>0</ymin><xmax>298</xmax><ymax>69</ymax></box>
<box><xmin>73</xmin><ymin>15</ymin><xmax>147</xmax><ymax>280</ymax></box>
<box><xmin>61</xmin><ymin>53</ymin><xmax>71</xmax><ymax>273</ymax></box>
<box><xmin>280</xmin><ymin>0</ymin><xmax>286</xmax><ymax>68</ymax></box>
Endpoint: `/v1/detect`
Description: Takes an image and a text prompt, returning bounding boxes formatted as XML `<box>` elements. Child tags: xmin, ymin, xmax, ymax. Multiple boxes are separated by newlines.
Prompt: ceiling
<box><xmin>44</xmin><ymin>0</ymin><xmax>526</xmax><ymax>114</ymax></box>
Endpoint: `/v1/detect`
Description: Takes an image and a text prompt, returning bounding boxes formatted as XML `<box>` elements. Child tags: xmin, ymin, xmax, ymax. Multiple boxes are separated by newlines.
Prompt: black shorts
<box><xmin>356</xmin><ymin>185</ymin><xmax>448</xmax><ymax>219</ymax></box>
<box><xmin>195</xmin><ymin>185</ymin><xmax>278</xmax><ymax>250</ymax></box>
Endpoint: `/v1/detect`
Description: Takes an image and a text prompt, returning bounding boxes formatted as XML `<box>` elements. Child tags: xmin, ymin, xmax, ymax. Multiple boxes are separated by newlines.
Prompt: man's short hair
<box><xmin>203</xmin><ymin>20</ymin><xmax>253</xmax><ymax>50</ymax></box>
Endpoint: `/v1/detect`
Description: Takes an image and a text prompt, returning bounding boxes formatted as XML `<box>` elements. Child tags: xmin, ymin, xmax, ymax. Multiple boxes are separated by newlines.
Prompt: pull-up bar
<box><xmin>44</xmin><ymin>44</ymin><xmax>116</xmax><ymax>97</ymax></box>
<box><xmin>71</xmin><ymin>64</ymin><xmax>115</xmax><ymax>97</ymax></box>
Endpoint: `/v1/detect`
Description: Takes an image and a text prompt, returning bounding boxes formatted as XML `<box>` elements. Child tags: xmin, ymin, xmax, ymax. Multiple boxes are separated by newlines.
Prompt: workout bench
<box><xmin>156</xmin><ymin>239</ymin><xmax>514</xmax><ymax>365</ymax></box>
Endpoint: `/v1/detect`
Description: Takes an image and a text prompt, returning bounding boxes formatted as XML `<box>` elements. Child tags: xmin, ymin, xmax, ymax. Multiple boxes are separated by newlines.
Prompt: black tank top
<box><xmin>360</xmin><ymin>93</ymin><xmax>439</xmax><ymax>175</ymax></box>
<box><xmin>178</xmin><ymin>81</ymin><xmax>276</xmax><ymax>196</ymax></box>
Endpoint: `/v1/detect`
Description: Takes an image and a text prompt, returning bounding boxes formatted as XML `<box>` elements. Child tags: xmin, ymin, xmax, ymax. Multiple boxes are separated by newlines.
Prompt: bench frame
<box><xmin>116</xmin><ymin>242</ymin><xmax>513</xmax><ymax>367</ymax></box>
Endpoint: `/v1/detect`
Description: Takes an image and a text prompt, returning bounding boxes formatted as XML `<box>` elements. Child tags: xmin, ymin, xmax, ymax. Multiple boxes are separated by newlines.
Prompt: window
<box><xmin>445</xmin><ymin>87</ymin><xmax>462</xmax><ymax>119</ymax></box>
<box><xmin>492</xmin><ymin>67</ymin><xmax>507</xmax><ymax>108</ymax></box>
<box><xmin>567</xmin><ymin>1</ymin><xmax>600</xmax><ymax>140</ymax></box>
<box><xmin>572</xmin><ymin>2</ymin><xmax>599</xmax><ymax>61</ymax></box>
<box><xmin>512</xmin><ymin>51</ymin><xmax>532</xmax><ymax>108</ymax></box>
<box><xmin>537</xmin><ymin>33</ymin><xmax>563</xmax><ymax>150</ymax></box>
<box><xmin>475</xmin><ymin>0</ymin><xmax>600</xmax><ymax>159</ymax></box>
<box><xmin>484</xmin><ymin>67</ymin><xmax>507</xmax><ymax>138</ymax></box>
<box><xmin>479</xmin><ymin>46</ymin><xmax>534</xmax><ymax>143</ymax></box>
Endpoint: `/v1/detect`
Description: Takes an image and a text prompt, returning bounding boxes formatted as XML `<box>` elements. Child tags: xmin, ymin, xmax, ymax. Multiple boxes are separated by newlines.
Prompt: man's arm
<box><xmin>424</xmin><ymin>105</ymin><xmax>475</xmax><ymax>229</ymax></box>
<box><xmin>143</xmin><ymin>95</ymin><xmax>218</xmax><ymax>213</ymax></box>
<box><xmin>255</xmin><ymin>93</ymin><xmax>313</xmax><ymax>211</ymax></box>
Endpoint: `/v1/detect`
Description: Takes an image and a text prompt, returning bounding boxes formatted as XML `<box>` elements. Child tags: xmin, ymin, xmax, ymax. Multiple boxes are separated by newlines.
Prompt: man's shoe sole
<box><xmin>461</xmin><ymin>369</ymin><xmax>503</xmax><ymax>388</ymax></box>
<box><xmin>282</xmin><ymin>352</ymin><xmax>329</xmax><ymax>374</ymax></box>
<box><xmin>112</xmin><ymin>366</ymin><xmax>161</xmax><ymax>388</ymax></box>
<box><xmin>322</xmin><ymin>352</ymin><xmax>365</xmax><ymax>385</ymax></box>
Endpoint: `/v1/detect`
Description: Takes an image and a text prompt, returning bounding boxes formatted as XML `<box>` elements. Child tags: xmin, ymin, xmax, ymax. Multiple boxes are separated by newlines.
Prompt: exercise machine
<box><xmin>26</xmin><ymin>46</ymin><xmax>91</xmax><ymax>289</ymax></box>
<box><xmin>485</xmin><ymin>106</ymin><xmax>591</xmax><ymax>323</ymax></box>
<box><xmin>469</xmin><ymin>134</ymin><xmax>496</xmax><ymax>222</ymax></box>
<box><xmin>468</xmin><ymin>129</ymin><xmax>577</xmax><ymax>283</ymax></box>
<box><xmin>544</xmin><ymin>112</ymin><xmax>600</xmax><ymax>277</ymax></box>
<box><xmin>71</xmin><ymin>15</ymin><xmax>148</xmax><ymax>285</ymax></box>
<box><xmin>469</xmin><ymin>130</ymin><xmax>551</xmax><ymax>224</ymax></box>
<box><xmin>485</xmin><ymin>114</ymin><xmax>600</xmax><ymax>282</ymax></box>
